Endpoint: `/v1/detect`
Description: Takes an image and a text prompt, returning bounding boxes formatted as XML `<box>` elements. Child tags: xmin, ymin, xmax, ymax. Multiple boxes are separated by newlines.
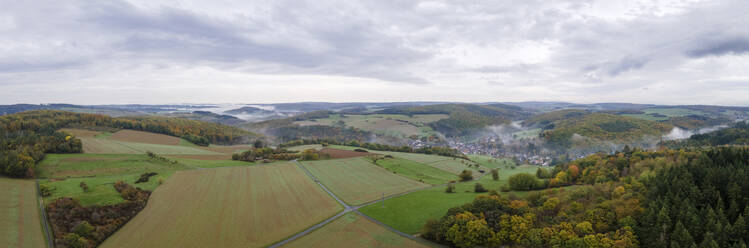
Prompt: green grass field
<box><xmin>36</xmin><ymin>154</ymin><xmax>189</xmax><ymax>178</ymax></box>
<box><xmin>512</xmin><ymin>128</ymin><xmax>541</xmax><ymax>139</ymax></box>
<box><xmin>623</xmin><ymin>107</ymin><xmax>707</xmax><ymax>121</ymax></box>
<box><xmin>100</xmin><ymin>163</ymin><xmax>343</xmax><ymax>248</ymax></box>
<box><xmin>0</xmin><ymin>178</ymin><xmax>47</xmax><ymax>248</ymax></box>
<box><xmin>78</xmin><ymin>136</ymin><xmax>221</xmax><ymax>155</ymax></box>
<box><xmin>372</xmin><ymin>157</ymin><xmax>458</xmax><ymax>185</ymax></box>
<box><xmin>282</xmin><ymin>212</ymin><xmax>430</xmax><ymax>248</ymax></box>
<box><xmin>468</xmin><ymin>155</ymin><xmax>516</xmax><ymax>169</ymax></box>
<box><xmin>41</xmin><ymin>172</ymin><xmax>172</xmax><ymax>206</ymax></box>
<box><xmin>302</xmin><ymin>157</ymin><xmax>429</xmax><ymax>205</ymax></box>
<box><xmin>36</xmin><ymin>153</ymin><xmax>254</xmax><ymax>206</ymax></box>
<box><xmin>426</xmin><ymin>159</ymin><xmax>481</xmax><ymax>175</ymax></box>
<box><xmin>358</xmin><ymin>165</ymin><xmax>542</xmax><ymax>234</ymax></box>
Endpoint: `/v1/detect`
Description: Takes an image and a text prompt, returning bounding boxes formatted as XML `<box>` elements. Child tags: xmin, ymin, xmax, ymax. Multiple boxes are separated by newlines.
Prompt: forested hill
<box><xmin>666</xmin><ymin>121</ymin><xmax>749</xmax><ymax>147</ymax></box>
<box><xmin>424</xmin><ymin>146</ymin><xmax>749</xmax><ymax>248</ymax></box>
<box><xmin>534</xmin><ymin>112</ymin><xmax>673</xmax><ymax>150</ymax></box>
<box><xmin>0</xmin><ymin>110</ymin><xmax>255</xmax><ymax>178</ymax></box>
<box><xmin>376</xmin><ymin>103</ymin><xmax>532</xmax><ymax>137</ymax></box>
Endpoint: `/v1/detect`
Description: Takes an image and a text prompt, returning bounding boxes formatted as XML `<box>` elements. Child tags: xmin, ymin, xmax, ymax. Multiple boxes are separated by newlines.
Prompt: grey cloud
<box><xmin>607</xmin><ymin>57</ymin><xmax>649</xmax><ymax>76</ymax></box>
<box><xmin>1</xmin><ymin>0</ymin><xmax>748</xmax><ymax>105</ymax></box>
<box><xmin>1</xmin><ymin>0</ymin><xmax>430</xmax><ymax>83</ymax></box>
<box><xmin>686</xmin><ymin>37</ymin><xmax>749</xmax><ymax>58</ymax></box>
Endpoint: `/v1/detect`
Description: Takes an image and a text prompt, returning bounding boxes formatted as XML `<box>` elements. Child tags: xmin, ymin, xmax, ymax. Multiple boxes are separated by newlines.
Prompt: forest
<box><xmin>423</xmin><ymin>147</ymin><xmax>749</xmax><ymax>248</ymax></box>
<box><xmin>0</xmin><ymin>110</ymin><xmax>254</xmax><ymax>178</ymax></box>
<box><xmin>376</xmin><ymin>104</ymin><xmax>529</xmax><ymax>137</ymax></box>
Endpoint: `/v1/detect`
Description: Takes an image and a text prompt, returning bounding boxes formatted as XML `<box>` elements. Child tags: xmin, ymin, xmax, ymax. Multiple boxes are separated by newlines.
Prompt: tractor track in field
<box><xmin>267</xmin><ymin>160</ymin><xmax>477</xmax><ymax>248</ymax></box>
<box><xmin>36</xmin><ymin>180</ymin><xmax>54</xmax><ymax>248</ymax></box>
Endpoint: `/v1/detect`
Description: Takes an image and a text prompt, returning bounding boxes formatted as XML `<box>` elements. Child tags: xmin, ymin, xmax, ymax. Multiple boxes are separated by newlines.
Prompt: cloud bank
<box><xmin>0</xmin><ymin>0</ymin><xmax>748</xmax><ymax>105</ymax></box>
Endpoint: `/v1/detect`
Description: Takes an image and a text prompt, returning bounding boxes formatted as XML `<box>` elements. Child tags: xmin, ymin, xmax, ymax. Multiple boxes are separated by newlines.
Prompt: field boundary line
<box><xmin>265</xmin><ymin>160</ymin><xmax>353</xmax><ymax>248</ymax></box>
<box><xmin>36</xmin><ymin>180</ymin><xmax>54</xmax><ymax>248</ymax></box>
<box><xmin>271</xmin><ymin>159</ymin><xmax>487</xmax><ymax>248</ymax></box>
<box><xmin>353</xmin><ymin>211</ymin><xmax>444</xmax><ymax>248</ymax></box>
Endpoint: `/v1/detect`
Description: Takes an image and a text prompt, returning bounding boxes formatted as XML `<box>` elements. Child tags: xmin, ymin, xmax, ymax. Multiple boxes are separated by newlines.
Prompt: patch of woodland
<box><xmin>47</xmin><ymin>181</ymin><xmax>150</xmax><ymax>248</ymax></box>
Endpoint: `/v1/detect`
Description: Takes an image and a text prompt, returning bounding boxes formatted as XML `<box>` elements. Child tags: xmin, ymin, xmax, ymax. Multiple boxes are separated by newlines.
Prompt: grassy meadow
<box><xmin>0</xmin><ymin>178</ymin><xmax>47</xmax><ymax>248</ymax></box>
<box><xmin>358</xmin><ymin>165</ymin><xmax>542</xmax><ymax>234</ymax></box>
<box><xmin>302</xmin><ymin>157</ymin><xmax>429</xmax><ymax>205</ymax></box>
<box><xmin>371</xmin><ymin>157</ymin><xmax>457</xmax><ymax>185</ymax></box>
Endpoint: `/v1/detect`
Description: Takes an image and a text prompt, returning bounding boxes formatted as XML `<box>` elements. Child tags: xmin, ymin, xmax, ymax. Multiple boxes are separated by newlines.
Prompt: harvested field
<box><xmin>302</xmin><ymin>158</ymin><xmax>428</xmax><ymax>205</ymax></box>
<box><xmin>76</xmin><ymin>136</ymin><xmax>220</xmax><ymax>155</ymax></box>
<box><xmin>109</xmin><ymin>130</ymin><xmax>182</xmax><ymax>145</ymax></box>
<box><xmin>373</xmin><ymin>157</ymin><xmax>457</xmax><ymax>185</ymax></box>
<box><xmin>282</xmin><ymin>212</ymin><xmax>430</xmax><ymax>248</ymax></box>
<box><xmin>0</xmin><ymin>178</ymin><xmax>47</xmax><ymax>248</ymax></box>
<box><xmin>100</xmin><ymin>163</ymin><xmax>343</xmax><ymax>248</ymax></box>
<box><xmin>320</xmin><ymin>148</ymin><xmax>370</xmax><ymax>159</ymax></box>
<box><xmin>36</xmin><ymin>154</ymin><xmax>186</xmax><ymax>179</ymax></box>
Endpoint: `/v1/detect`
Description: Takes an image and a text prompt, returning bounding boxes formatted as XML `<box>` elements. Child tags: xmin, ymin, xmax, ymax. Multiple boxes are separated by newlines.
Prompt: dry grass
<box><xmin>100</xmin><ymin>163</ymin><xmax>343</xmax><ymax>248</ymax></box>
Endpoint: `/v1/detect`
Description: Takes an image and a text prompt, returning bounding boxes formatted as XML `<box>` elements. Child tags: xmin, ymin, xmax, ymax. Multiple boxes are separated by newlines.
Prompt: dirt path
<box><xmin>267</xmin><ymin>160</ymin><xmax>456</xmax><ymax>248</ymax></box>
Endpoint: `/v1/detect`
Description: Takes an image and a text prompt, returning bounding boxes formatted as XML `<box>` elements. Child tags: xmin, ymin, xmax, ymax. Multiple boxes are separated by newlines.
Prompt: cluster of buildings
<box><xmin>447</xmin><ymin>139</ymin><xmax>554</xmax><ymax>166</ymax></box>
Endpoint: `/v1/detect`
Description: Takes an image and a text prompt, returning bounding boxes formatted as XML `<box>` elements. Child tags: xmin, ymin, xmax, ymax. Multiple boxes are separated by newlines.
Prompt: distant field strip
<box><xmin>62</xmin><ymin>128</ymin><xmax>221</xmax><ymax>155</ymax></box>
<box><xmin>108</xmin><ymin>130</ymin><xmax>182</xmax><ymax>145</ymax></box>
<box><xmin>0</xmin><ymin>178</ymin><xmax>47</xmax><ymax>248</ymax></box>
<box><xmin>282</xmin><ymin>212</ymin><xmax>430</xmax><ymax>248</ymax></box>
<box><xmin>79</xmin><ymin>136</ymin><xmax>220</xmax><ymax>155</ymax></box>
<box><xmin>302</xmin><ymin>157</ymin><xmax>428</xmax><ymax>205</ymax></box>
<box><xmin>375</xmin><ymin>150</ymin><xmax>479</xmax><ymax>175</ymax></box>
<box><xmin>100</xmin><ymin>163</ymin><xmax>343</xmax><ymax>248</ymax></box>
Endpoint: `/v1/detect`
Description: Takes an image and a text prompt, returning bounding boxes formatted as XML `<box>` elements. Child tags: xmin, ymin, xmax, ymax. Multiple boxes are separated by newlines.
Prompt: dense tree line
<box><xmin>231</xmin><ymin>147</ymin><xmax>302</xmax><ymax>162</ymax></box>
<box><xmin>638</xmin><ymin>147</ymin><xmax>749</xmax><ymax>248</ymax></box>
<box><xmin>423</xmin><ymin>183</ymin><xmax>641</xmax><ymax>247</ymax></box>
<box><xmin>0</xmin><ymin>110</ymin><xmax>253</xmax><ymax>178</ymax></box>
<box><xmin>424</xmin><ymin>147</ymin><xmax>749</xmax><ymax>248</ymax></box>
<box><xmin>279</xmin><ymin>139</ymin><xmax>468</xmax><ymax>159</ymax></box>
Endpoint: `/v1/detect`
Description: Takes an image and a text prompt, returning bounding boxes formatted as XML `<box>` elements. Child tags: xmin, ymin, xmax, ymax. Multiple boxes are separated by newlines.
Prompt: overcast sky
<box><xmin>1</xmin><ymin>0</ymin><xmax>748</xmax><ymax>105</ymax></box>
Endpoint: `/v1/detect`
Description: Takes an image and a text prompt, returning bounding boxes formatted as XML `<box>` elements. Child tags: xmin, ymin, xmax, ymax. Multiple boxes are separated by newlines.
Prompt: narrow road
<box><xmin>267</xmin><ymin>161</ymin><xmax>354</xmax><ymax>248</ymax></box>
<box><xmin>267</xmin><ymin>160</ymin><xmax>477</xmax><ymax>247</ymax></box>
